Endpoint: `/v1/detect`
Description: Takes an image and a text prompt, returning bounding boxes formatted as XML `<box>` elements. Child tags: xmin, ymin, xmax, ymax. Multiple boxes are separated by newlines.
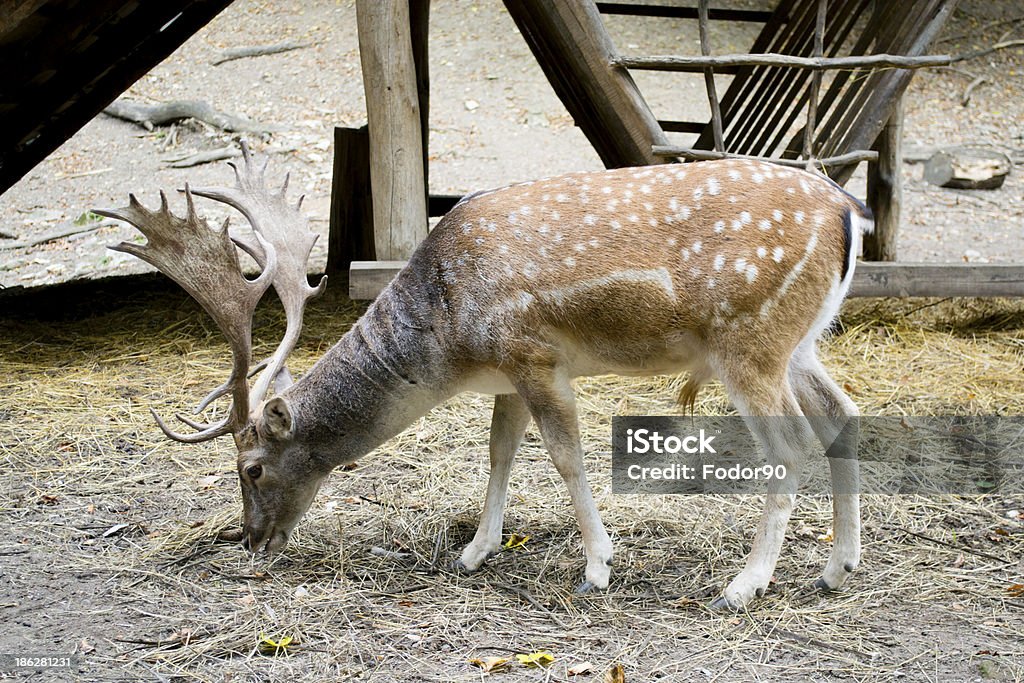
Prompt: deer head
<box><xmin>96</xmin><ymin>142</ymin><xmax>327</xmax><ymax>554</ymax></box>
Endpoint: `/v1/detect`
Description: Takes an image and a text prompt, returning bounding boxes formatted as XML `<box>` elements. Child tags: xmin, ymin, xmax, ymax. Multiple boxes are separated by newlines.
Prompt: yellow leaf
<box><xmin>1008</xmin><ymin>583</ymin><xmax>1024</xmax><ymax>597</ymax></box>
<box><xmin>258</xmin><ymin>632</ymin><xmax>294</xmax><ymax>656</ymax></box>
<box><xmin>515</xmin><ymin>651</ymin><xmax>554</xmax><ymax>667</ymax></box>
<box><xmin>605</xmin><ymin>663</ymin><xmax>626</xmax><ymax>682</ymax></box>
<box><xmin>469</xmin><ymin>656</ymin><xmax>512</xmax><ymax>673</ymax></box>
<box><xmin>816</xmin><ymin>528</ymin><xmax>834</xmax><ymax>543</ymax></box>
<box><xmin>504</xmin><ymin>533</ymin><xmax>531</xmax><ymax>550</ymax></box>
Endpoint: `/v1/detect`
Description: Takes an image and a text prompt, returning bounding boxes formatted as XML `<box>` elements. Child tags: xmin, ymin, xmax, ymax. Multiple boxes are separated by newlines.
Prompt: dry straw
<box><xmin>1</xmin><ymin>285</ymin><xmax>1022</xmax><ymax>681</ymax></box>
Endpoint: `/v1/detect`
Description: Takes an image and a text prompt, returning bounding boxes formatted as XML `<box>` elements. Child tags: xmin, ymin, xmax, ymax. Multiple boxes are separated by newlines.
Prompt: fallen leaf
<box><xmin>1007</xmin><ymin>583</ymin><xmax>1024</xmax><ymax>598</ymax></box>
<box><xmin>569</xmin><ymin>661</ymin><xmax>594</xmax><ymax>675</ymax></box>
<box><xmin>469</xmin><ymin>656</ymin><xmax>512</xmax><ymax>673</ymax></box>
<box><xmin>516</xmin><ymin>651</ymin><xmax>554</xmax><ymax>667</ymax></box>
<box><xmin>197</xmin><ymin>475</ymin><xmax>221</xmax><ymax>489</ymax></box>
<box><xmin>817</xmin><ymin>528</ymin><xmax>834</xmax><ymax>543</ymax></box>
<box><xmin>258</xmin><ymin>632</ymin><xmax>294</xmax><ymax>656</ymax></box>
<box><xmin>504</xmin><ymin>533</ymin><xmax>530</xmax><ymax>550</ymax></box>
<box><xmin>605</xmin><ymin>663</ymin><xmax>626</xmax><ymax>682</ymax></box>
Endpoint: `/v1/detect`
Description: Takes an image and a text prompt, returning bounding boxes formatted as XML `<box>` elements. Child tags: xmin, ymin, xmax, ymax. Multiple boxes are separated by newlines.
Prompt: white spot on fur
<box><xmin>786</xmin><ymin>187</ymin><xmax>796</xmax><ymax>194</ymax></box>
<box><xmin>713</xmin><ymin>254</ymin><xmax>725</xmax><ymax>271</ymax></box>
<box><xmin>758</xmin><ymin>219</ymin><xmax>772</xmax><ymax>231</ymax></box>
<box><xmin>461</xmin><ymin>222</ymin><xmax>472</xmax><ymax>234</ymax></box>
<box><xmin>523</xmin><ymin>262</ymin><xmax>538</xmax><ymax>278</ymax></box>
<box><xmin>794</xmin><ymin>211</ymin><xmax>805</xmax><ymax>224</ymax></box>
<box><xmin>752</xmin><ymin>173</ymin><xmax>764</xmax><ymax>183</ymax></box>
<box><xmin>584</xmin><ymin>214</ymin><xmax>597</xmax><ymax>226</ymax></box>
<box><xmin>708</xmin><ymin>278</ymin><xmax>717</xmax><ymax>289</ymax></box>
<box><xmin>640</xmin><ymin>184</ymin><xmax>652</xmax><ymax>194</ymax></box>
<box><xmin>629</xmin><ymin>214</ymin><xmax>639</xmax><ymax>223</ymax></box>
<box><xmin>713</xmin><ymin>220</ymin><xmax>725</xmax><ymax>233</ymax></box>
<box><xmin>589</xmin><ymin>237</ymin><xmax>599</xmax><ymax>248</ymax></box>
<box><xmin>682</xmin><ymin>249</ymin><xmax>691</xmax><ymax>261</ymax></box>
<box><xmin>693</xmin><ymin>187</ymin><xmax>704</xmax><ymax>200</ymax></box>
<box><xmin>734</xmin><ymin>257</ymin><xmax>747</xmax><ymax>273</ymax></box>
<box><xmin>602</xmin><ymin>186</ymin><xmax>612</xmax><ymax>194</ymax></box>
<box><xmin>728</xmin><ymin>169</ymin><xmax>741</xmax><ymax>180</ymax></box>
<box><xmin>539</xmin><ymin>225</ymin><xmax>549</xmax><ymax>234</ymax></box>
<box><xmin>772</xmin><ymin>209</ymin><xmax>783</xmax><ymax>222</ymax></box>
<box><xmin>564</xmin><ymin>257</ymin><xmax>576</xmax><ymax>267</ymax></box>
<box><xmin>610</xmin><ymin>220</ymin><xmax>621</xmax><ymax>231</ymax></box>
<box><xmin>773</xmin><ymin>246</ymin><xmax>784</xmax><ymax>262</ymax></box>
<box><xmin>757</xmin><ymin>246</ymin><xmax>767</xmax><ymax>259</ymax></box>
<box><xmin>707</xmin><ymin>177</ymin><xmax>721</xmax><ymax>195</ymax></box>
<box><xmin>740</xmin><ymin>211</ymin><xmax>752</xmax><ymax>225</ymax></box>
<box><xmin>556</xmin><ymin>193</ymin><xmax>568</xmax><ymax>202</ymax></box>
<box><xmin>744</xmin><ymin>263</ymin><xmax>759</xmax><ymax>283</ymax></box>
<box><xmin>731</xmin><ymin>219</ymin><xmax>742</xmax><ymax>230</ymax></box>
<box><xmin>574</xmin><ymin>243</ymin><xmax>586</xmax><ymax>253</ymax></box>
<box><xmin>692</xmin><ymin>240</ymin><xmax>703</xmax><ymax>254</ymax></box>
<box><xmin>668</xmin><ymin>238</ymin><xmax>677</xmax><ymax>247</ymax></box>
<box><xmin>475</xmin><ymin>237</ymin><xmax>484</xmax><ymax>245</ymax></box>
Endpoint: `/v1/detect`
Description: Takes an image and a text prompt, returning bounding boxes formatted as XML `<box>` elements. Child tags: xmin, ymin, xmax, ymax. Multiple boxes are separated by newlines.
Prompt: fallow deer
<box><xmin>99</xmin><ymin>143</ymin><xmax>869</xmax><ymax>609</ymax></box>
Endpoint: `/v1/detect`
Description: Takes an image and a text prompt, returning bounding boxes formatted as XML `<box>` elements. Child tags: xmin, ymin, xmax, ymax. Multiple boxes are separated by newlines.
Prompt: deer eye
<box><xmin>245</xmin><ymin>464</ymin><xmax>263</xmax><ymax>480</ymax></box>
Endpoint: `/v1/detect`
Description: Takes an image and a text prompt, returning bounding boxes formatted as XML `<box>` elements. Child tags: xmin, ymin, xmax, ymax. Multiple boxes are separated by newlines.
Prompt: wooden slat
<box><xmin>350</xmin><ymin>262</ymin><xmax>1024</xmax><ymax>301</ymax></box>
<box><xmin>595</xmin><ymin>3</ymin><xmax>776</xmax><ymax>22</ymax></box>
<box><xmin>651</xmin><ymin>146</ymin><xmax>877</xmax><ymax>167</ymax></box>
<box><xmin>613</xmin><ymin>51</ymin><xmax>954</xmax><ymax>71</ymax></box>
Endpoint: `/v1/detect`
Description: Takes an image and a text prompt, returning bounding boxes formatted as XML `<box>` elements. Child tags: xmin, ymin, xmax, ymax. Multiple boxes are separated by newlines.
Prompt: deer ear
<box><xmin>261</xmin><ymin>397</ymin><xmax>294</xmax><ymax>440</ymax></box>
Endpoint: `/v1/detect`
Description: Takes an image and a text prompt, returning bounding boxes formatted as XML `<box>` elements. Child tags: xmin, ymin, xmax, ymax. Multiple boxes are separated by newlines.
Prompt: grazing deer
<box><xmin>99</xmin><ymin>143</ymin><xmax>869</xmax><ymax>609</ymax></box>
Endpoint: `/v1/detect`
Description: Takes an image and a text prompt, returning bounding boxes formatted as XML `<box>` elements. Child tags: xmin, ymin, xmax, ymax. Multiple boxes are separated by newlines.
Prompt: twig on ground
<box><xmin>211</xmin><ymin>41</ymin><xmax>311</xmax><ymax>66</ymax></box>
<box><xmin>962</xmin><ymin>76</ymin><xmax>989</xmax><ymax>106</ymax></box>
<box><xmin>103</xmin><ymin>98</ymin><xmax>276</xmax><ymax>133</ymax></box>
<box><xmin>888</xmin><ymin>525</ymin><xmax>1012</xmax><ymax>565</ymax></box>
<box><xmin>497</xmin><ymin>584</ymin><xmax>570</xmax><ymax>629</ymax></box>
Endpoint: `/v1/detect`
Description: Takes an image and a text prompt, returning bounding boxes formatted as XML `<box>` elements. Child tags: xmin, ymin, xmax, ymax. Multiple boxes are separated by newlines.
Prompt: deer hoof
<box><xmin>451</xmin><ymin>559</ymin><xmax>477</xmax><ymax>575</ymax></box>
<box><xmin>813</xmin><ymin>577</ymin><xmax>835</xmax><ymax>592</ymax></box>
<box><xmin>709</xmin><ymin>596</ymin><xmax>740</xmax><ymax>612</ymax></box>
<box><xmin>575</xmin><ymin>580</ymin><xmax>602</xmax><ymax>594</ymax></box>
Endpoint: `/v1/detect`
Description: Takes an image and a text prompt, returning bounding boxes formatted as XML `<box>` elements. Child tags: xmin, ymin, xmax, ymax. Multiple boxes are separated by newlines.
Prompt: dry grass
<box><xmin>1</xmin><ymin>282</ymin><xmax>1022</xmax><ymax>682</ymax></box>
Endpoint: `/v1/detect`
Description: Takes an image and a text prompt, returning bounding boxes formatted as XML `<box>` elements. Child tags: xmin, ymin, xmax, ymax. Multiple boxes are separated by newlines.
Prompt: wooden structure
<box><xmin>0</xmin><ymin>0</ymin><xmax>233</xmax><ymax>195</ymax></box>
<box><xmin>1</xmin><ymin>1</ymin><xmax>1022</xmax><ymax>299</ymax></box>
<box><xmin>342</xmin><ymin>0</ymin><xmax>1024</xmax><ymax>300</ymax></box>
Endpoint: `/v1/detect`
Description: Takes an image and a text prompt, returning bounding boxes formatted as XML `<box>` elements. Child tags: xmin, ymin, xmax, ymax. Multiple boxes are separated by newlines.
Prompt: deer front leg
<box><xmin>514</xmin><ymin>369</ymin><xmax>614</xmax><ymax>593</ymax></box>
<box><xmin>456</xmin><ymin>393</ymin><xmax>531</xmax><ymax>572</ymax></box>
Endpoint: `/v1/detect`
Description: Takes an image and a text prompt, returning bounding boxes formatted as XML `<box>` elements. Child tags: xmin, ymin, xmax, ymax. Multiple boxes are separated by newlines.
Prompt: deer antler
<box><xmin>190</xmin><ymin>141</ymin><xmax>327</xmax><ymax>412</ymax></box>
<box><xmin>95</xmin><ymin>186</ymin><xmax>278</xmax><ymax>442</ymax></box>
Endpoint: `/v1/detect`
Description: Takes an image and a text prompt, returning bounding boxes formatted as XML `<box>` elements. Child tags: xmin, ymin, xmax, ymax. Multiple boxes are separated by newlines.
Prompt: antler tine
<box><xmin>96</xmin><ymin>186</ymin><xmax>279</xmax><ymax>442</ymax></box>
<box><xmin>190</xmin><ymin>141</ymin><xmax>326</xmax><ymax>410</ymax></box>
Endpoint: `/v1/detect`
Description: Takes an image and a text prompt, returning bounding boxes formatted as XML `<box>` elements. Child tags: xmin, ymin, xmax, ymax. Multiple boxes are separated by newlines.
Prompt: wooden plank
<box><xmin>356</xmin><ymin>0</ymin><xmax>428</xmax><ymax>260</ymax></box>
<box><xmin>503</xmin><ymin>0</ymin><xmax>669</xmax><ymax>168</ymax></box>
<box><xmin>864</xmin><ymin>101</ymin><xmax>903</xmax><ymax>261</ymax></box>
<box><xmin>801</xmin><ymin>0</ymin><xmax>827</xmax><ymax>165</ymax></box>
<box><xmin>850</xmin><ymin>263</ymin><xmax>1024</xmax><ymax>298</ymax></box>
<box><xmin>350</xmin><ymin>261</ymin><xmax>1024</xmax><ymax>301</ymax></box>
<box><xmin>697</xmin><ymin>0</ymin><xmax>724</xmax><ymax>152</ymax></box>
<box><xmin>349</xmin><ymin>260</ymin><xmax>409</xmax><ymax>300</ymax></box>
<box><xmin>410</xmin><ymin>0</ymin><xmax>430</xmax><ymax>202</ymax></box>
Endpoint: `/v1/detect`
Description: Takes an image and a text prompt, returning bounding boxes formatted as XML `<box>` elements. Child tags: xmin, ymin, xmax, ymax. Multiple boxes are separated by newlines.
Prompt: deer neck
<box><xmin>285</xmin><ymin>277</ymin><xmax>450</xmax><ymax>468</ymax></box>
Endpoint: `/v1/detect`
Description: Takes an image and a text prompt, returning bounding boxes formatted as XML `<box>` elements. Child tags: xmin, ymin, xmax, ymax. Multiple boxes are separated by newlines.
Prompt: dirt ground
<box><xmin>1</xmin><ymin>1</ymin><xmax>1024</xmax><ymax>682</ymax></box>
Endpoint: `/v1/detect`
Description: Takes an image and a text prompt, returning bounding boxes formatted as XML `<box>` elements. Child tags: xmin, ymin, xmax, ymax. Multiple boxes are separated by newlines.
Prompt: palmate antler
<box><xmin>95</xmin><ymin>142</ymin><xmax>324</xmax><ymax>443</ymax></box>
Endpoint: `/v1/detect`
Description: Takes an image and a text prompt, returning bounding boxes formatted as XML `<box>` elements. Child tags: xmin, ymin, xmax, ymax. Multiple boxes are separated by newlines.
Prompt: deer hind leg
<box><xmin>456</xmin><ymin>392</ymin><xmax>532</xmax><ymax>573</ymax></box>
<box><xmin>712</xmin><ymin>361</ymin><xmax>813</xmax><ymax>610</ymax></box>
<box><xmin>511</xmin><ymin>366</ymin><xmax>614</xmax><ymax>593</ymax></box>
<box><xmin>789</xmin><ymin>341</ymin><xmax>861</xmax><ymax>592</ymax></box>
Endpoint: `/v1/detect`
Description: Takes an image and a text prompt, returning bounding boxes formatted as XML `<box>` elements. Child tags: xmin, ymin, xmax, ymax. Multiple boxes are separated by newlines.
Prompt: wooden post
<box><xmin>864</xmin><ymin>100</ymin><xmax>903</xmax><ymax>261</ymax></box>
<box><xmin>356</xmin><ymin>0</ymin><xmax>428</xmax><ymax>260</ymax></box>
<box><xmin>697</xmin><ymin>0</ymin><xmax>725</xmax><ymax>152</ymax></box>
<box><xmin>327</xmin><ymin>126</ymin><xmax>376</xmax><ymax>277</ymax></box>
<box><xmin>409</xmin><ymin>0</ymin><xmax>430</xmax><ymax>201</ymax></box>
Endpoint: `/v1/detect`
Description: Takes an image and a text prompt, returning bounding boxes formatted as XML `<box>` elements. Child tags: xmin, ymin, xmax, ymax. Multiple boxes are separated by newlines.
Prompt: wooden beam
<box><xmin>651</xmin><ymin>146</ymin><xmax>878</xmax><ymax>167</ymax></box>
<box><xmin>503</xmin><ymin>0</ymin><xmax>669</xmax><ymax>168</ymax></box>
<box><xmin>356</xmin><ymin>0</ymin><xmax>428</xmax><ymax>260</ymax></box>
<box><xmin>350</xmin><ymin>261</ymin><xmax>1024</xmax><ymax>300</ymax></box>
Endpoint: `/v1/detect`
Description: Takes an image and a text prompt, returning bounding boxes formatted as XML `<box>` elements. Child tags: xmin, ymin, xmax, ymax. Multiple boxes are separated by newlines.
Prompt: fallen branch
<box><xmin>211</xmin><ymin>41</ymin><xmax>311</xmax><ymax>66</ymax></box>
<box><xmin>102</xmin><ymin>98</ymin><xmax>275</xmax><ymax>133</ymax></box>
<box><xmin>162</xmin><ymin>145</ymin><xmax>298</xmax><ymax>168</ymax></box>
<box><xmin>0</xmin><ymin>219</ymin><xmax>118</xmax><ymax>250</ymax></box>
<box><xmin>163</xmin><ymin>146</ymin><xmax>240</xmax><ymax>168</ymax></box>
<box><xmin>961</xmin><ymin>76</ymin><xmax>988</xmax><ymax>106</ymax></box>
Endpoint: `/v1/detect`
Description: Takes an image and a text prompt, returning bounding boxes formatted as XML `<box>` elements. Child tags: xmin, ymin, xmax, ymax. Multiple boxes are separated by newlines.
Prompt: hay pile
<box><xmin>0</xmin><ymin>283</ymin><xmax>1021</xmax><ymax>681</ymax></box>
